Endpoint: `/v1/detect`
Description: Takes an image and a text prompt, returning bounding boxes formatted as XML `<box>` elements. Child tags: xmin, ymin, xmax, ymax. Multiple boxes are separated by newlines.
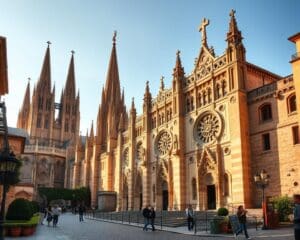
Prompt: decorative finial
<box><xmin>199</xmin><ymin>18</ymin><xmax>209</xmax><ymax>46</ymax></box>
<box><xmin>113</xmin><ymin>31</ymin><xmax>117</xmax><ymax>44</ymax></box>
<box><xmin>146</xmin><ymin>80</ymin><xmax>149</xmax><ymax>87</ymax></box>
<box><xmin>160</xmin><ymin>76</ymin><xmax>165</xmax><ymax>90</ymax></box>
<box><xmin>27</xmin><ymin>77</ymin><xmax>31</xmax><ymax>83</ymax></box>
<box><xmin>230</xmin><ymin>9</ymin><xmax>236</xmax><ymax>18</ymax></box>
<box><xmin>71</xmin><ymin>50</ymin><xmax>75</xmax><ymax>55</ymax></box>
<box><xmin>47</xmin><ymin>41</ymin><xmax>51</xmax><ymax>47</ymax></box>
<box><xmin>176</xmin><ymin>50</ymin><xmax>181</xmax><ymax>57</ymax></box>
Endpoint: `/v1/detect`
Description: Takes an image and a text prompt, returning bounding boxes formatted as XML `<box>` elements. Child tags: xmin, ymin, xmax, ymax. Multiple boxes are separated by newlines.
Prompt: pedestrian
<box><xmin>185</xmin><ymin>204</ymin><xmax>194</xmax><ymax>231</ymax></box>
<box><xmin>52</xmin><ymin>204</ymin><xmax>61</xmax><ymax>227</ymax></box>
<box><xmin>78</xmin><ymin>204</ymin><xmax>85</xmax><ymax>222</ymax></box>
<box><xmin>40</xmin><ymin>205</ymin><xmax>47</xmax><ymax>225</ymax></box>
<box><xmin>46</xmin><ymin>206</ymin><xmax>53</xmax><ymax>227</ymax></box>
<box><xmin>294</xmin><ymin>194</ymin><xmax>300</xmax><ymax>240</ymax></box>
<box><xmin>149</xmin><ymin>206</ymin><xmax>156</xmax><ymax>231</ymax></box>
<box><xmin>142</xmin><ymin>205</ymin><xmax>150</xmax><ymax>231</ymax></box>
<box><xmin>235</xmin><ymin>205</ymin><xmax>251</xmax><ymax>239</ymax></box>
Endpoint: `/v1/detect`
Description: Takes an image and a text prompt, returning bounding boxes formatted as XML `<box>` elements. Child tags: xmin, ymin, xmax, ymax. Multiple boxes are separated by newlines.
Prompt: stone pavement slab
<box><xmin>5</xmin><ymin>213</ymin><xmax>295</xmax><ymax>240</ymax></box>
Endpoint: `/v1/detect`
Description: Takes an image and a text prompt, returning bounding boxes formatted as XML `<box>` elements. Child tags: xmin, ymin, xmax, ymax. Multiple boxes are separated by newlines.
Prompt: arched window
<box><xmin>37</xmin><ymin>114</ymin><xmax>42</xmax><ymax>128</ymax></box>
<box><xmin>288</xmin><ymin>94</ymin><xmax>297</xmax><ymax>114</ymax></box>
<box><xmin>186</xmin><ymin>98</ymin><xmax>190</xmax><ymax>112</ymax></box>
<box><xmin>190</xmin><ymin>96</ymin><xmax>194</xmax><ymax>110</ymax></box>
<box><xmin>38</xmin><ymin>96</ymin><xmax>43</xmax><ymax>110</ymax></box>
<box><xmin>152</xmin><ymin>184</ymin><xmax>156</xmax><ymax>203</ymax></box>
<box><xmin>207</xmin><ymin>88</ymin><xmax>212</xmax><ymax>103</ymax></box>
<box><xmin>44</xmin><ymin>116</ymin><xmax>49</xmax><ymax>129</ymax></box>
<box><xmin>191</xmin><ymin>178</ymin><xmax>197</xmax><ymax>200</ymax></box>
<box><xmin>197</xmin><ymin>93</ymin><xmax>202</xmax><ymax>107</ymax></box>
<box><xmin>222</xmin><ymin>80</ymin><xmax>227</xmax><ymax>96</ymax></box>
<box><xmin>216</xmin><ymin>83</ymin><xmax>221</xmax><ymax>99</ymax></box>
<box><xmin>260</xmin><ymin>103</ymin><xmax>272</xmax><ymax>122</ymax></box>
<box><xmin>65</xmin><ymin>119</ymin><xmax>69</xmax><ymax>132</ymax></box>
<box><xmin>202</xmin><ymin>91</ymin><xmax>206</xmax><ymax>105</ymax></box>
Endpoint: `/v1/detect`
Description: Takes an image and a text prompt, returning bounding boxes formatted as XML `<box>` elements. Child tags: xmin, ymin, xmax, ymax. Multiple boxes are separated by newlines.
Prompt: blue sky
<box><xmin>0</xmin><ymin>0</ymin><xmax>299</xmax><ymax>133</ymax></box>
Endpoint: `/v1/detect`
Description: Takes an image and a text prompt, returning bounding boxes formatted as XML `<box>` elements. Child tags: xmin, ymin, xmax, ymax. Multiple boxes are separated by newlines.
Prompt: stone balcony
<box><xmin>24</xmin><ymin>144</ymin><xmax>66</xmax><ymax>158</ymax></box>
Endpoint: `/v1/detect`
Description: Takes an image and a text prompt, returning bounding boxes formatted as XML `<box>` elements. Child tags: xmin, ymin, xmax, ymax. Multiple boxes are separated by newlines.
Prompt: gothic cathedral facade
<box><xmin>17</xmin><ymin>45</ymin><xmax>80</xmax><ymax>192</ymax></box>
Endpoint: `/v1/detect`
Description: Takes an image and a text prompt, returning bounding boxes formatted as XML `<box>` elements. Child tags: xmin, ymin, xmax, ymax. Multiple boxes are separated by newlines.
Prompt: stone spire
<box><xmin>226</xmin><ymin>9</ymin><xmax>243</xmax><ymax>45</ymax></box>
<box><xmin>17</xmin><ymin>79</ymin><xmax>31</xmax><ymax>129</ymax></box>
<box><xmin>104</xmin><ymin>31</ymin><xmax>121</xmax><ymax>107</ymax></box>
<box><xmin>65</xmin><ymin>51</ymin><xmax>76</xmax><ymax>98</ymax></box>
<box><xmin>36</xmin><ymin>41</ymin><xmax>52</xmax><ymax>92</ymax></box>
<box><xmin>90</xmin><ymin>120</ymin><xmax>94</xmax><ymax>138</ymax></box>
<box><xmin>173</xmin><ymin>50</ymin><xmax>184</xmax><ymax>77</ymax></box>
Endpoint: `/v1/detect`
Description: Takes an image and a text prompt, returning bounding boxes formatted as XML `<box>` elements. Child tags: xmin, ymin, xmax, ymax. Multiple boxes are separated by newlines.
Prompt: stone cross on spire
<box><xmin>176</xmin><ymin>49</ymin><xmax>181</xmax><ymax>57</ymax></box>
<box><xmin>71</xmin><ymin>50</ymin><xmax>75</xmax><ymax>55</ymax></box>
<box><xmin>27</xmin><ymin>77</ymin><xmax>31</xmax><ymax>83</ymax></box>
<box><xmin>47</xmin><ymin>41</ymin><xmax>51</xmax><ymax>47</ymax></box>
<box><xmin>112</xmin><ymin>31</ymin><xmax>117</xmax><ymax>44</ymax></box>
<box><xmin>199</xmin><ymin>18</ymin><xmax>209</xmax><ymax>47</ymax></box>
<box><xmin>230</xmin><ymin>9</ymin><xmax>236</xmax><ymax>17</ymax></box>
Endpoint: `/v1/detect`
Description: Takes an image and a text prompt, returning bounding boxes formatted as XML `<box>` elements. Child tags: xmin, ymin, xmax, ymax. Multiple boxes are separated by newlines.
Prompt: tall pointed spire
<box><xmin>104</xmin><ymin>31</ymin><xmax>121</xmax><ymax>106</ymax></box>
<box><xmin>17</xmin><ymin>78</ymin><xmax>31</xmax><ymax>129</ymax></box>
<box><xmin>65</xmin><ymin>50</ymin><xmax>76</xmax><ymax>98</ymax></box>
<box><xmin>37</xmin><ymin>41</ymin><xmax>51</xmax><ymax>92</ymax></box>
<box><xmin>173</xmin><ymin>50</ymin><xmax>184</xmax><ymax>77</ymax></box>
<box><xmin>160</xmin><ymin>76</ymin><xmax>165</xmax><ymax>91</ymax></box>
<box><xmin>226</xmin><ymin>9</ymin><xmax>243</xmax><ymax>45</ymax></box>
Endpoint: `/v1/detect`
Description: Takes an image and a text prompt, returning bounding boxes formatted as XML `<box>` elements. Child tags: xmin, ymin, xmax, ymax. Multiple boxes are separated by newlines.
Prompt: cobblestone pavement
<box><xmin>6</xmin><ymin>213</ymin><xmax>295</xmax><ymax>240</ymax></box>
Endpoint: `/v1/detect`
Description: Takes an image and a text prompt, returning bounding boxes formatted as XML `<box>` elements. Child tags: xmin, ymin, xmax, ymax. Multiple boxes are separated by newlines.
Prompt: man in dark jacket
<box><xmin>78</xmin><ymin>204</ymin><xmax>85</xmax><ymax>222</ymax></box>
<box><xmin>142</xmin><ymin>205</ymin><xmax>150</xmax><ymax>231</ymax></box>
<box><xmin>149</xmin><ymin>206</ymin><xmax>156</xmax><ymax>231</ymax></box>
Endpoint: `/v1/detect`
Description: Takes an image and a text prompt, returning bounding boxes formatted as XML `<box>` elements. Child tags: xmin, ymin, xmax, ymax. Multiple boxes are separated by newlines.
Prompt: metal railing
<box><xmin>85</xmin><ymin>210</ymin><xmax>260</xmax><ymax>234</ymax></box>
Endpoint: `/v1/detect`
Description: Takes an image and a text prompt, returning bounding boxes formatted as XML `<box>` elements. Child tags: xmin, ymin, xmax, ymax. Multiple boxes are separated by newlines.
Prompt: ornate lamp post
<box><xmin>0</xmin><ymin>102</ymin><xmax>18</xmax><ymax>240</ymax></box>
<box><xmin>254</xmin><ymin>169</ymin><xmax>270</xmax><ymax>230</ymax></box>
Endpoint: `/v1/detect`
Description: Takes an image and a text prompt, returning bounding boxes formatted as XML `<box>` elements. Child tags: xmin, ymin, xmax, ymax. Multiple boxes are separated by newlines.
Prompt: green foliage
<box><xmin>6</xmin><ymin>198</ymin><xmax>33</xmax><ymax>221</ymax></box>
<box><xmin>38</xmin><ymin>187</ymin><xmax>91</xmax><ymax>207</ymax></box>
<box><xmin>5</xmin><ymin>214</ymin><xmax>40</xmax><ymax>227</ymax></box>
<box><xmin>217</xmin><ymin>207</ymin><xmax>229</xmax><ymax>216</ymax></box>
<box><xmin>272</xmin><ymin>195</ymin><xmax>293</xmax><ymax>222</ymax></box>
<box><xmin>29</xmin><ymin>201</ymin><xmax>40</xmax><ymax>214</ymax></box>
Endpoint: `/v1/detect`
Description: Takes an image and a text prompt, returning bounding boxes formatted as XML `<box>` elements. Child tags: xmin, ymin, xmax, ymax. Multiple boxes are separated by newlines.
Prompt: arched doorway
<box><xmin>205</xmin><ymin>173</ymin><xmax>216</xmax><ymax>210</ymax></box>
<box><xmin>162</xmin><ymin>180</ymin><xmax>168</xmax><ymax>210</ymax></box>
<box><xmin>134</xmin><ymin>173</ymin><xmax>143</xmax><ymax>210</ymax></box>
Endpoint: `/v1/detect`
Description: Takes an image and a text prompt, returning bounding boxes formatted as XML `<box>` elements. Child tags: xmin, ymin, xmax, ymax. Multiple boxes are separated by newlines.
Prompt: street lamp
<box><xmin>254</xmin><ymin>169</ymin><xmax>270</xmax><ymax>230</ymax></box>
<box><xmin>0</xmin><ymin>101</ymin><xmax>18</xmax><ymax>240</ymax></box>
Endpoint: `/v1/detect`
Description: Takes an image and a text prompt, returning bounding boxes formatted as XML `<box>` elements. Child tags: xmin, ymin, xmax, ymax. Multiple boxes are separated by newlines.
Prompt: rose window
<box><xmin>156</xmin><ymin>131</ymin><xmax>172</xmax><ymax>156</ymax></box>
<box><xmin>194</xmin><ymin>111</ymin><xmax>221</xmax><ymax>143</ymax></box>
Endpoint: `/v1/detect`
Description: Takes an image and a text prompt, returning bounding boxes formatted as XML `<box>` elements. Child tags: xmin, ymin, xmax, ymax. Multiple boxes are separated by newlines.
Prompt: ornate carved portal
<box><xmin>155</xmin><ymin>158</ymin><xmax>173</xmax><ymax>210</ymax></box>
<box><xmin>197</xmin><ymin>147</ymin><xmax>222</xmax><ymax>210</ymax></box>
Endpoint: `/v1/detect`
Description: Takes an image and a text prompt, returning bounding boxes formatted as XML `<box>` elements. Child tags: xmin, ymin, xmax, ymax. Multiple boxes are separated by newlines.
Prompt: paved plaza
<box><xmin>6</xmin><ymin>213</ymin><xmax>295</xmax><ymax>240</ymax></box>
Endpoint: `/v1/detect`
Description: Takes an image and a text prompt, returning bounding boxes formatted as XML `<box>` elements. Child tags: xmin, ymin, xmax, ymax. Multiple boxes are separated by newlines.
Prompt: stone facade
<box><xmin>17</xmin><ymin>45</ymin><xmax>80</xmax><ymax>192</ymax></box>
<box><xmin>72</xmin><ymin>11</ymin><xmax>300</xmax><ymax>211</ymax></box>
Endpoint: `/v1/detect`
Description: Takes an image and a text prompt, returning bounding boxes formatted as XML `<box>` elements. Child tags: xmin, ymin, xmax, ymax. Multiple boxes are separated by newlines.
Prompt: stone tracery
<box><xmin>156</xmin><ymin>131</ymin><xmax>172</xmax><ymax>156</ymax></box>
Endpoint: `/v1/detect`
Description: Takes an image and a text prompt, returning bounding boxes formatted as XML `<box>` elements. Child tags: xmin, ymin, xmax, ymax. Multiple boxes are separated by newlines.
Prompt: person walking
<box><xmin>149</xmin><ymin>206</ymin><xmax>156</xmax><ymax>231</ymax></box>
<box><xmin>142</xmin><ymin>205</ymin><xmax>150</xmax><ymax>231</ymax></box>
<box><xmin>235</xmin><ymin>205</ymin><xmax>251</xmax><ymax>239</ymax></box>
<box><xmin>185</xmin><ymin>204</ymin><xmax>194</xmax><ymax>231</ymax></box>
<box><xmin>46</xmin><ymin>206</ymin><xmax>53</xmax><ymax>227</ymax></box>
<box><xmin>78</xmin><ymin>204</ymin><xmax>85</xmax><ymax>222</ymax></box>
<box><xmin>52</xmin><ymin>205</ymin><xmax>61</xmax><ymax>227</ymax></box>
<box><xmin>294</xmin><ymin>194</ymin><xmax>300</xmax><ymax>240</ymax></box>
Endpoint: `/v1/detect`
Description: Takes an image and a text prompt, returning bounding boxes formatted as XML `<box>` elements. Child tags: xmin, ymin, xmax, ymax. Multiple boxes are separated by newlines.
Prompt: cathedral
<box><xmin>17</xmin><ymin>43</ymin><xmax>80</xmax><ymax>192</ymax></box>
<box><xmin>17</xmin><ymin>10</ymin><xmax>300</xmax><ymax>211</ymax></box>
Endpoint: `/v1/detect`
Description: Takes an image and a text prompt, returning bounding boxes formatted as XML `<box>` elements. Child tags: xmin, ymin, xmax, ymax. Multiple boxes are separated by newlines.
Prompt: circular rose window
<box><xmin>194</xmin><ymin>111</ymin><xmax>222</xmax><ymax>144</ymax></box>
<box><xmin>156</xmin><ymin>131</ymin><xmax>172</xmax><ymax>156</ymax></box>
